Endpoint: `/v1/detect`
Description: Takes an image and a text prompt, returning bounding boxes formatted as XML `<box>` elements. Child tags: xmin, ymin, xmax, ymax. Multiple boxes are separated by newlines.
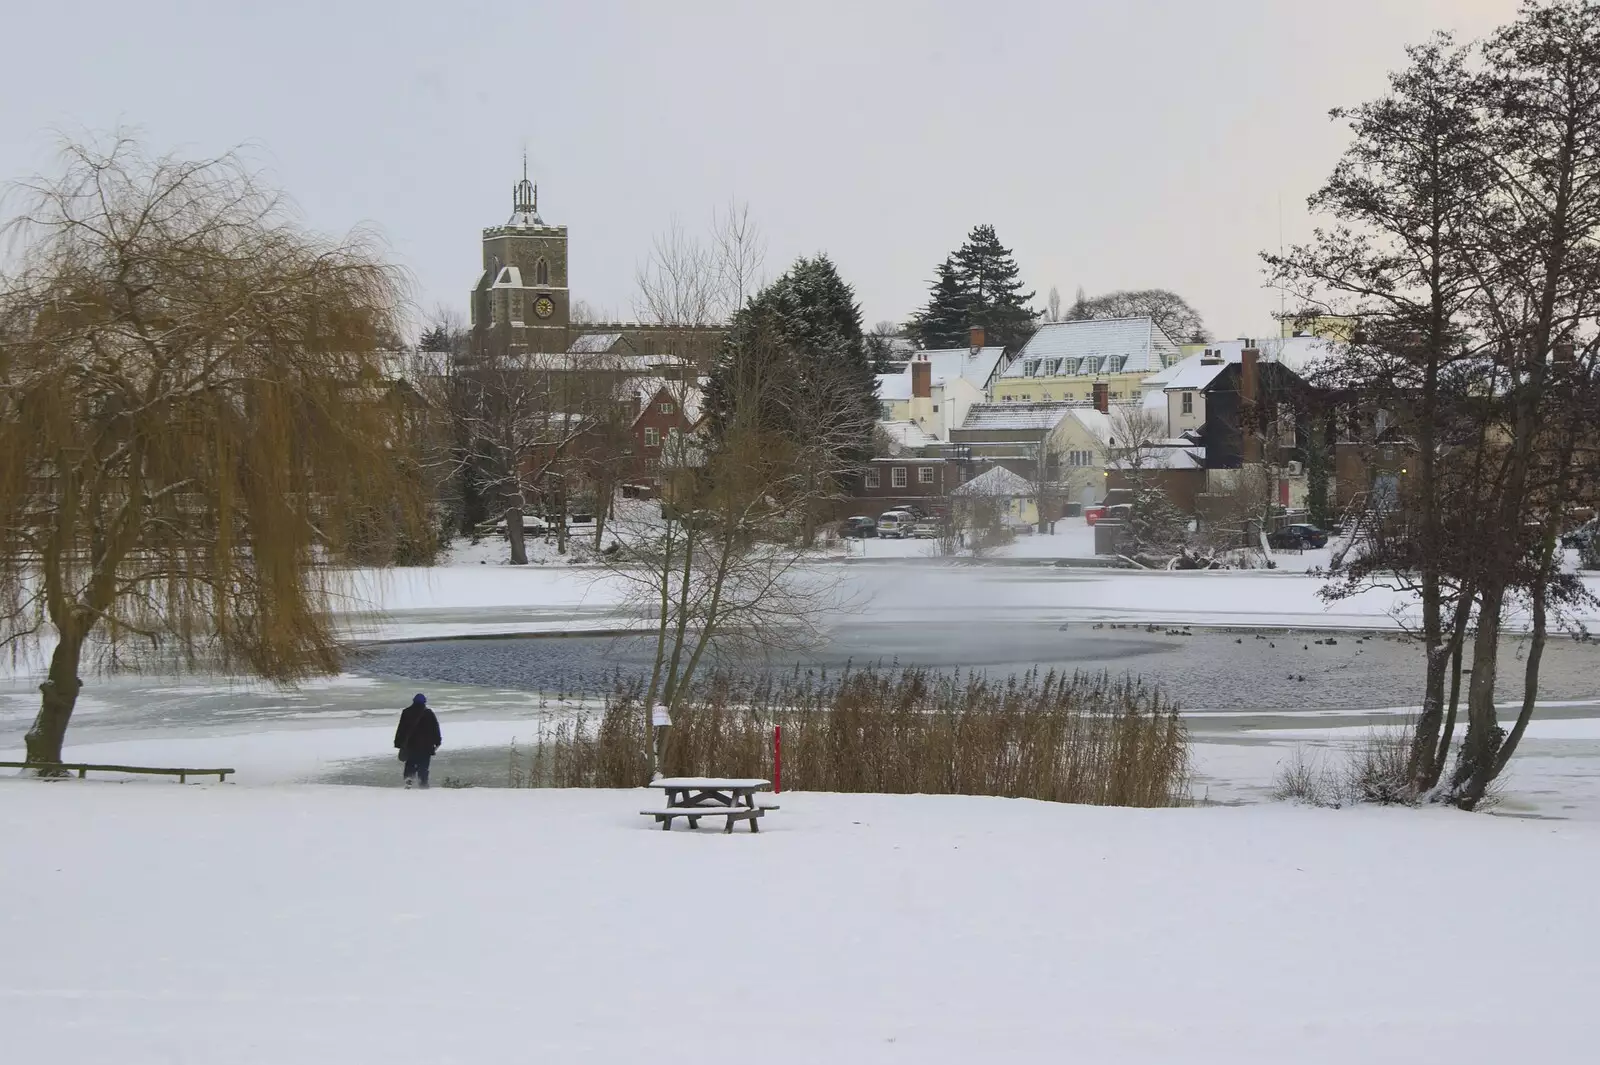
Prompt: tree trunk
<box><xmin>1452</xmin><ymin>585</ymin><xmax>1506</xmax><ymax>807</ymax></box>
<box><xmin>1492</xmin><ymin>579</ymin><xmax>1549</xmax><ymax>781</ymax></box>
<box><xmin>1428</xmin><ymin>596</ymin><xmax>1473</xmax><ymax>791</ymax></box>
<box><xmin>23</xmin><ymin>634</ymin><xmax>86</xmax><ymax>766</ymax></box>
<box><xmin>505</xmin><ymin>504</ymin><xmax>528</xmax><ymax>565</ymax></box>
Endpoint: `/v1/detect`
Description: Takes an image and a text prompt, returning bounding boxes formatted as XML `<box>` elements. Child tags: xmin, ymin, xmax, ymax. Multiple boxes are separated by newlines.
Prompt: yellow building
<box><xmin>992</xmin><ymin>317</ymin><xmax>1180</xmax><ymax>405</ymax></box>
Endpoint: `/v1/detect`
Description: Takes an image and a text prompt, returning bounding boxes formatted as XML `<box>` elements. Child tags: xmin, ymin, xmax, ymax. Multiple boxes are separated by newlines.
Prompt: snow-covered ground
<box><xmin>2</xmin><ymin>781</ymin><xmax>1596</xmax><ymax>1064</ymax></box>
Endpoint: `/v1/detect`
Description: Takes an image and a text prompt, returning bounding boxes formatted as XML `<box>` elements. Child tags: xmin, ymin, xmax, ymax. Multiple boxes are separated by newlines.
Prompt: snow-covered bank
<box><xmin>2</xmin><ymin>783</ymin><xmax>1596</xmax><ymax>1064</ymax></box>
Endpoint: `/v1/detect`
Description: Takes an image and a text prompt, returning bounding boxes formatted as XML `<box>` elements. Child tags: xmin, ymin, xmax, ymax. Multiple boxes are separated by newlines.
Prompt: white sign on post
<box><xmin>652</xmin><ymin>705</ymin><xmax>672</xmax><ymax>728</ymax></box>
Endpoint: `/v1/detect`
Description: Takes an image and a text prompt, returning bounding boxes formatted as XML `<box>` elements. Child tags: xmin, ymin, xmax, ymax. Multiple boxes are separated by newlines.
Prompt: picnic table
<box><xmin>640</xmin><ymin>777</ymin><xmax>776</xmax><ymax>833</ymax></box>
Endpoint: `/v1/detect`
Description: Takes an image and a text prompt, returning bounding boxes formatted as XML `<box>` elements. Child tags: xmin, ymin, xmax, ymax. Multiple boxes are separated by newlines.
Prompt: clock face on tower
<box><xmin>534</xmin><ymin>296</ymin><xmax>555</xmax><ymax>319</ymax></box>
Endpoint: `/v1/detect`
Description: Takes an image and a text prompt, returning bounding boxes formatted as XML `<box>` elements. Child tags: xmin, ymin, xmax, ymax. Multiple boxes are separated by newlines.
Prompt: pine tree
<box><xmin>908</xmin><ymin>257</ymin><xmax>970</xmax><ymax>349</ymax></box>
<box><xmin>908</xmin><ymin>227</ymin><xmax>1038</xmax><ymax>351</ymax></box>
<box><xmin>951</xmin><ymin>224</ymin><xmax>1038</xmax><ymax>350</ymax></box>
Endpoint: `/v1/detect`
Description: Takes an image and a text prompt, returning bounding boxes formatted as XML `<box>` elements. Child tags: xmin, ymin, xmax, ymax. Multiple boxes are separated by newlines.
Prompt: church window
<box><xmin>536</xmin><ymin>258</ymin><xmax>550</xmax><ymax>285</ymax></box>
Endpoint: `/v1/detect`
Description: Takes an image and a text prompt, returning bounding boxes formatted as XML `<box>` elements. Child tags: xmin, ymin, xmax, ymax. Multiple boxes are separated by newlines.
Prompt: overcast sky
<box><xmin>2</xmin><ymin>0</ymin><xmax>1520</xmax><ymax>341</ymax></box>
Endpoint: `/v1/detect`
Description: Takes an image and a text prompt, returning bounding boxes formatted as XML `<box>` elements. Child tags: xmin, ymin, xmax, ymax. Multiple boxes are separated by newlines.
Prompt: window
<box><xmin>1181</xmin><ymin>391</ymin><xmax>1193</xmax><ymax>414</ymax></box>
<box><xmin>1047</xmin><ymin>358</ymin><xmax>1063</xmax><ymax>375</ymax></box>
<box><xmin>1085</xmin><ymin>356</ymin><xmax>1104</xmax><ymax>374</ymax></box>
<box><xmin>536</xmin><ymin>258</ymin><xmax>550</xmax><ymax>285</ymax></box>
<box><xmin>932</xmin><ymin>404</ymin><xmax>939</xmax><ymax>413</ymax></box>
<box><xmin>1024</xmin><ymin>359</ymin><xmax>1041</xmax><ymax>377</ymax></box>
<box><xmin>1065</xmin><ymin>358</ymin><xmax>1083</xmax><ymax>375</ymax></box>
<box><xmin>892</xmin><ymin>467</ymin><xmax>908</xmax><ymax>488</ymax></box>
<box><xmin>866</xmin><ymin>468</ymin><xmax>880</xmax><ymax>489</ymax></box>
<box><xmin>880</xmin><ymin>402</ymin><xmax>896</xmax><ymax>419</ymax></box>
<box><xmin>644</xmin><ymin>427</ymin><xmax>660</xmax><ymax>447</ymax></box>
<box><xmin>1109</xmin><ymin>355</ymin><xmax>1128</xmax><ymax>372</ymax></box>
<box><xmin>660</xmin><ymin>402</ymin><xmax>675</xmax><ymax>415</ymax></box>
<box><xmin>918</xmin><ymin>466</ymin><xmax>934</xmax><ymax>484</ymax></box>
<box><xmin>1111</xmin><ymin>392</ymin><xmax>1123</xmax><ymax>400</ymax></box>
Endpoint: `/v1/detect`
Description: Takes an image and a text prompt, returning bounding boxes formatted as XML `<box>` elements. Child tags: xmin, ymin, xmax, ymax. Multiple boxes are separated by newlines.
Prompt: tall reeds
<box><xmin>510</xmin><ymin>666</ymin><xmax>1189</xmax><ymax>808</ymax></box>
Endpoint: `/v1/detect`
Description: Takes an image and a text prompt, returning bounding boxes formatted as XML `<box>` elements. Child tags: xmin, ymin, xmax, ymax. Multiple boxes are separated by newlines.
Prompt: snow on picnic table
<box><xmin>2</xmin><ymin>782</ymin><xmax>1597</xmax><ymax>1064</ymax></box>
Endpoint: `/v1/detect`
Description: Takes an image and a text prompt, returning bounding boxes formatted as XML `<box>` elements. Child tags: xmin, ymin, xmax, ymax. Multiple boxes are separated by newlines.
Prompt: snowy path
<box><xmin>1</xmin><ymin>783</ymin><xmax>1596</xmax><ymax>1064</ymax></box>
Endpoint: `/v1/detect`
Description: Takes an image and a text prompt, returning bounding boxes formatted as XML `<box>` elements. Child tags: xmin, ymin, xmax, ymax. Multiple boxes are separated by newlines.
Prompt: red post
<box><xmin>774</xmin><ymin>726</ymin><xmax>782</xmax><ymax>795</ymax></box>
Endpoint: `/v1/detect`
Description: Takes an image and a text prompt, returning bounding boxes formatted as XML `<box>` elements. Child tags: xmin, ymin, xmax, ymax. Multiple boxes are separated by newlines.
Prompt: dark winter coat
<box><xmin>394</xmin><ymin>701</ymin><xmax>442</xmax><ymax>756</ymax></box>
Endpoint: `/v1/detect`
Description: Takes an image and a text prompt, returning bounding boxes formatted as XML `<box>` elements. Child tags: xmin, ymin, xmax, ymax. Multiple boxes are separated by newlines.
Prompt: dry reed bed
<box><xmin>511</xmin><ymin>667</ymin><xmax>1190</xmax><ymax>807</ymax></box>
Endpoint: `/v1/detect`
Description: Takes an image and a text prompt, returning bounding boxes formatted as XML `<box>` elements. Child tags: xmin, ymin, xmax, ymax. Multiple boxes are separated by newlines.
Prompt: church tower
<box><xmin>471</xmin><ymin>158</ymin><xmax>570</xmax><ymax>356</ymax></box>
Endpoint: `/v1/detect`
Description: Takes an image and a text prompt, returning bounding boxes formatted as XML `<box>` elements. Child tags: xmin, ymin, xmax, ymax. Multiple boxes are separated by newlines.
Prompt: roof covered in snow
<box><xmin>568</xmin><ymin>332</ymin><xmax>627</xmax><ymax>355</ymax></box>
<box><xmin>956</xmin><ymin>402</ymin><xmax>1078</xmax><ymax>433</ymax></box>
<box><xmin>909</xmin><ymin>346</ymin><xmax>1010</xmax><ymax>390</ymax></box>
<box><xmin>1147</xmin><ymin>336</ymin><xmax>1337</xmax><ymax>392</ymax></box>
<box><xmin>950</xmin><ymin>465</ymin><xmax>1036</xmax><ymax>498</ymax></box>
<box><xmin>876</xmin><ymin>373</ymin><xmax>912</xmax><ymax>402</ymax></box>
<box><xmin>1065</xmin><ymin>406</ymin><xmax>1115</xmax><ymax>447</ymax></box>
<box><xmin>627</xmin><ymin>377</ymin><xmax>704</xmax><ymax>424</ymax></box>
<box><xmin>879</xmin><ymin>420</ymin><xmax>939</xmax><ymax>452</ymax></box>
<box><xmin>1000</xmin><ymin>318</ymin><xmax>1181</xmax><ymax>379</ymax></box>
<box><xmin>1107</xmin><ymin>446</ymin><xmax>1207</xmax><ymax>471</ymax></box>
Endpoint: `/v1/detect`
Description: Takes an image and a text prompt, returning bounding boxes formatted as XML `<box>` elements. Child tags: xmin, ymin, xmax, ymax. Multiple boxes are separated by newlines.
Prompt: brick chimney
<box><xmin>1240</xmin><ymin>346</ymin><xmax>1260</xmax><ymax>403</ymax></box>
<box><xmin>911</xmin><ymin>356</ymin><xmax>932</xmax><ymax>399</ymax></box>
<box><xmin>1240</xmin><ymin>346</ymin><xmax>1262</xmax><ymax>464</ymax></box>
<box><xmin>969</xmin><ymin>325</ymin><xmax>985</xmax><ymax>350</ymax></box>
<box><xmin>1092</xmin><ymin>381</ymin><xmax>1109</xmax><ymax>414</ymax></box>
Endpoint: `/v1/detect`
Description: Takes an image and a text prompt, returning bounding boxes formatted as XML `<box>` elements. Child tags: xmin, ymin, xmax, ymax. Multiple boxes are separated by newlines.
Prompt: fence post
<box><xmin>774</xmin><ymin>725</ymin><xmax>782</xmax><ymax>794</ymax></box>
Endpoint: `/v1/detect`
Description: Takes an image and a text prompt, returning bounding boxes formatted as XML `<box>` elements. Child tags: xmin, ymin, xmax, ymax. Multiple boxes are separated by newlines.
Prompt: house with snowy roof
<box><xmin>949</xmin><ymin>465</ymin><xmax>1040</xmax><ymax>529</ymax></box>
<box><xmin>947</xmin><ymin>400</ymin><xmax>1119</xmax><ymax>509</ymax></box>
<box><xmin>993</xmin><ymin>318</ymin><xmax>1181</xmax><ymax>405</ymax></box>
<box><xmin>875</xmin><ymin>328</ymin><xmax>1009</xmax><ymax>441</ymax></box>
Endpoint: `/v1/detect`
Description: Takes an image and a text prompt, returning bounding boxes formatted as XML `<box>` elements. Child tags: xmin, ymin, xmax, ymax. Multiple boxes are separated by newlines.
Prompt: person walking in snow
<box><xmin>394</xmin><ymin>693</ymin><xmax>442</xmax><ymax>789</ymax></box>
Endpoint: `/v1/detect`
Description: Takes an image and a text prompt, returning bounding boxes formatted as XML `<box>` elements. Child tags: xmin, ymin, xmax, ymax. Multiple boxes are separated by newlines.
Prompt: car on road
<box><xmin>877</xmin><ymin>511</ymin><xmax>914</xmax><ymax>539</ymax></box>
<box><xmin>1268</xmin><ymin>523</ymin><xmax>1329</xmax><ymax>550</ymax></box>
<box><xmin>911</xmin><ymin>520</ymin><xmax>940</xmax><ymax>539</ymax></box>
<box><xmin>841</xmin><ymin>516</ymin><xmax>877</xmax><ymax>539</ymax></box>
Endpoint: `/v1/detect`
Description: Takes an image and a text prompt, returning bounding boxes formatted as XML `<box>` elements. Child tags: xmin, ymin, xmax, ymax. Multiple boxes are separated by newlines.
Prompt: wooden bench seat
<box><xmin>639</xmin><ymin>807</ymin><xmax>763</xmax><ymax>833</ymax></box>
<box><xmin>0</xmin><ymin>761</ymin><xmax>233</xmax><ymax>783</ymax></box>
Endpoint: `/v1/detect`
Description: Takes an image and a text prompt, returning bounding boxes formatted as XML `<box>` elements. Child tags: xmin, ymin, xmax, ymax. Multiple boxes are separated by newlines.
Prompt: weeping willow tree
<box><xmin>0</xmin><ymin>138</ymin><xmax>427</xmax><ymax>765</ymax></box>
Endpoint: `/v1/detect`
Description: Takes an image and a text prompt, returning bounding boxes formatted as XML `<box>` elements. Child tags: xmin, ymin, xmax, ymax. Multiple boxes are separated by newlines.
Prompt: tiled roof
<box><xmin>1000</xmin><ymin>318</ymin><xmax>1181</xmax><ymax>379</ymax></box>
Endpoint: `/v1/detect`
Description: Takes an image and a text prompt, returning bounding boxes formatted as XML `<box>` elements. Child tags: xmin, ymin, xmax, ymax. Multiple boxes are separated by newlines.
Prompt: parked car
<box><xmin>910</xmin><ymin>520</ymin><xmax>940</xmax><ymax>539</ymax></box>
<box><xmin>840</xmin><ymin>516</ymin><xmax>877</xmax><ymax>539</ymax></box>
<box><xmin>1561</xmin><ymin>518</ymin><xmax>1597</xmax><ymax>550</ymax></box>
<box><xmin>1268</xmin><ymin>523</ymin><xmax>1329</xmax><ymax>550</ymax></box>
<box><xmin>877</xmin><ymin>511</ymin><xmax>914</xmax><ymax>539</ymax></box>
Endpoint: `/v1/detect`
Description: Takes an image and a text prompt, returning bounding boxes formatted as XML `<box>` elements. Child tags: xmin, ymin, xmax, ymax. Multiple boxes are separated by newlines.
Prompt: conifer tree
<box><xmin>908</xmin><ymin>257</ymin><xmax>970</xmax><ymax>349</ymax></box>
<box><xmin>909</xmin><ymin>227</ymin><xmax>1037</xmax><ymax>351</ymax></box>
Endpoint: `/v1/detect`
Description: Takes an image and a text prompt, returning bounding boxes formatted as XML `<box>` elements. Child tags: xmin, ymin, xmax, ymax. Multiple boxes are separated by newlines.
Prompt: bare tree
<box><xmin>634</xmin><ymin>200</ymin><xmax>766</xmax><ymax>327</ymax></box>
<box><xmin>1069</xmin><ymin>288</ymin><xmax>1208</xmax><ymax>343</ymax></box>
<box><xmin>711</xmin><ymin>199</ymin><xmax>767</xmax><ymax>318</ymax></box>
<box><xmin>454</xmin><ymin>354</ymin><xmax>614</xmax><ymax>564</ymax></box>
<box><xmin>0</xmin><ymin>137</ymin><xmax>427</xmax><ymax>765</ymax></box>
<box><xmin>597</xmin><ymin>366</ymin><xmax>837</xmax><ymax>779</ymax></box>
<box><xmin>1046</xmin><ymin>285</ymin><xmax>1062</xmax><ymax>323</ymax></box>
<box><xmin>633</xmin><ymin>219</ymin><xmax>719</xmax><ymax>327</ymax></box>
